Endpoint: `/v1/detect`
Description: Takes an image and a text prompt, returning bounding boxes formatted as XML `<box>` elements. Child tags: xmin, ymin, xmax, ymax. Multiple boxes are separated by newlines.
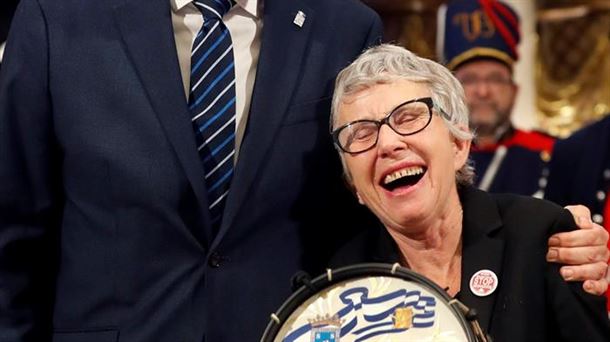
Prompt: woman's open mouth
<box><xmin>381</xmin><ymin>166</ymin><xmax>426</xmax><ymax>191</ymax></box>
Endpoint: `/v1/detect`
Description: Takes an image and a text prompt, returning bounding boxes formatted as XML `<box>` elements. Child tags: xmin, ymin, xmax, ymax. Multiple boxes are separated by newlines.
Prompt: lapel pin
<box><xmin>293</xmin><ymin>10</ymin><xmax>306</xmax><ymax>28</ymax></box>
<box><xmin>469</xmin><ymin>269</ymin><xmax>498</xmax><ymax>297</ymax></box>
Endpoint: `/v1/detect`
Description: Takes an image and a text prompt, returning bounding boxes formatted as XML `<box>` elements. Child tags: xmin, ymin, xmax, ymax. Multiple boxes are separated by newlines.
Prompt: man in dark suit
<box><xmin>0</xmin><ymin>0</ymin><xmax>381</xmax><ymax>340</ymax></box>
<box><xmin>0</xmin><ymin>0</ymin><xmax>607</xmax><ymax>341</ymax></box>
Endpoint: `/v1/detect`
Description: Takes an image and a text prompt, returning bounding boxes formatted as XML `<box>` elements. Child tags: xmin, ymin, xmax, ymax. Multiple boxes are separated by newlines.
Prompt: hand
<box><xmin>546</xmin><ymin>205</ymin><xmax>609</xmax><ymax>295</ymax></box>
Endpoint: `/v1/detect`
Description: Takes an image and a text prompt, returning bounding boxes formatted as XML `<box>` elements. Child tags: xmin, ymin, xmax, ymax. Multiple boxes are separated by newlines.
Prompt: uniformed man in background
<box><xmin>438</xmin><ymin>0</ymin><xmax>555</xmax><ymax>197</ymax></box>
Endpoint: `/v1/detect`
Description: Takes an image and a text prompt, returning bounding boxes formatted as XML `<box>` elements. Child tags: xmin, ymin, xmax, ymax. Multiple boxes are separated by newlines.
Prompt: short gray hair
<box><xmin>331</xmin><ymin>44</ymin><xmax>475</xmax><ymax>186</ymax></box>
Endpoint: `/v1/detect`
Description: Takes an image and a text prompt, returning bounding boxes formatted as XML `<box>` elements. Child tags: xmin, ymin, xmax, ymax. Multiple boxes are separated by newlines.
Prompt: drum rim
<box><xmin>261</xmin><ymin>262</ymin><xmax>476</xmax><ymax>342</ymax></box>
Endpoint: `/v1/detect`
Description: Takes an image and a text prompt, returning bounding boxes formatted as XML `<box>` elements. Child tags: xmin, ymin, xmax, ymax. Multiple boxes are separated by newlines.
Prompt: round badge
<box><xmin>469</xmin><ymin>269</ymin><xmax>498</xmax><ymax>297</ymax></box>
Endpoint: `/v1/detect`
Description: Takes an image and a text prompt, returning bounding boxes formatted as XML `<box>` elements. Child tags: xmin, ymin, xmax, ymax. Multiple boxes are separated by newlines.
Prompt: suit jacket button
<box><xmin>209</xmin><ymin>252</ymin><xmax>222</xmax><ymax>268</ymax></box>
<box><xmin>596</xmin><ymin>191</ymin><xmax>606</xmax><ymax>201</ymax></box>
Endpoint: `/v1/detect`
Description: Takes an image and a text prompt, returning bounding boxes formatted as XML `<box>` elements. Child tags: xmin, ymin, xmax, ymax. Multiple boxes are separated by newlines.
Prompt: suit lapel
<box><xmin>459</xmin><ymin>187</ymin><xmax>505</xmax><ymax>333</ymax></box>
<box><xmin>213</xmin><ymin>0</ymin><xmax>314</xmax><ymax>246</ymax></box>
<box><xmin>112</xmin><ymin>0</ymin><xmax>213</xmax><ymax>240</ymax></box>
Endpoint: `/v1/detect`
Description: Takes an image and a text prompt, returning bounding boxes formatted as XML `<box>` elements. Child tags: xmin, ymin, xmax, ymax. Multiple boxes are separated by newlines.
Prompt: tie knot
<box><xmin>194</xmin><ymin>0</ymin><xmax>234</xmax><ymax>20</ymax></box>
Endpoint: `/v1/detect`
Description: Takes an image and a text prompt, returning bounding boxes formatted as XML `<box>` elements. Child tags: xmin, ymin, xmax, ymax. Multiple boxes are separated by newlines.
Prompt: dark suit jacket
<box><xmin>331</xmin><ymin>187</ymin><xmax>610</xmax><ymax>341</ymax></box>
<box><xmin>0</xmin><ymin>0</ymin><xmax>382</xmax><ymax>341</ymax></box>
<box><xmin>545</xmin><ymin>115</ymin><xmax>610</xmax><ymax>224</ymax></box>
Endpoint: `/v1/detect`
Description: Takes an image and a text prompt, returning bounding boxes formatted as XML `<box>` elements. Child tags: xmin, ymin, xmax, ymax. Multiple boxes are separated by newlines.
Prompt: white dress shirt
<box><xmin>0</xmin><ymin>41</ymin><xmax>5</xmax><ymax>63</ymax></box>
<box><xmin>171</xmin><ymin>0</ymin><xmax>262</xmax><ymax>158</ymax></box>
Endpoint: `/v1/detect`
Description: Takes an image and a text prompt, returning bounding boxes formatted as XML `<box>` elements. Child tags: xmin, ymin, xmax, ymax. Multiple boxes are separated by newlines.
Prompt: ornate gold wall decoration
<box><xmin>362</xmin><ymin>0</ymin><xmax>445</xmax><ymax>60</ymax></box>
<box><xmin>536</xmin><ymin>1</ymin><xmax>610</xmax><ymax>137</ymax></box>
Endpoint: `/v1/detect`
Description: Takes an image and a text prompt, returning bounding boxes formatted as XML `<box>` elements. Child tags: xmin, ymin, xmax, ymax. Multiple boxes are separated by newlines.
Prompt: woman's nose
<box><xmin>376</xmin><ymin>124</ymin><xmax>406</xmax><ymax>157</ymax></box>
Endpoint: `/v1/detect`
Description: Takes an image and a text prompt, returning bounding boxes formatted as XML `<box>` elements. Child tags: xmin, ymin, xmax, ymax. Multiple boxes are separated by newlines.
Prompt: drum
<box><xmin>261</xmin><ymin>263</ymin><xmax>488</xmax><ymax>342</ymax></box>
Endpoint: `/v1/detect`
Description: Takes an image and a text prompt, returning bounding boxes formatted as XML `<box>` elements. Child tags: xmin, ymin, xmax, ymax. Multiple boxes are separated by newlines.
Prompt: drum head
<box><xmin>261</xmin><ymin>263</ymin><xmax>476</xmax><ymax>342</ymax></box>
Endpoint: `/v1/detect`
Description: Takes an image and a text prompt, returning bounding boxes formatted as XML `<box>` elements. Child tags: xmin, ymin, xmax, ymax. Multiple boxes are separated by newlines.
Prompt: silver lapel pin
<box><xmin>293</xmin><ymin>10</ymin><xmax>306</xmax><ymax>28</ymax></box>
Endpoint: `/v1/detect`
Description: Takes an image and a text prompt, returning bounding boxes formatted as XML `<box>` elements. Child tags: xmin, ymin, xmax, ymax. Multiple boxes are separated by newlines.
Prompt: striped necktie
<box><xmin>188</xmin><ymin>0</ymin><xmax>236</xmax><ymax>231</ymax></box>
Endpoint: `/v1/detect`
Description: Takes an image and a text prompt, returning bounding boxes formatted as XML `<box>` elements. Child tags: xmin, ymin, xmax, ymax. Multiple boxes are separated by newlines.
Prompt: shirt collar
<box><xmin>171</xmin><ymin>0</ymin><xmax>259</xmax><ymax>18</ymax></box>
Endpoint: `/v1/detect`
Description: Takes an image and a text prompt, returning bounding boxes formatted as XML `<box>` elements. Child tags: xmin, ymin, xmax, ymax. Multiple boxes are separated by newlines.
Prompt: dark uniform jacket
<box><xmin>472</xmin><ymin>128</ymin><xmax>555</xmax><ymax>197</ymax></box>
<box><xmin>546</xmin><ymin>115</ymin><xmax>610</xmax><ymax>228</ymax></box>
<box><xmin>545</xmin><ymin>114</ymin><xmax>610</xmax><ymax>311</ymax></box>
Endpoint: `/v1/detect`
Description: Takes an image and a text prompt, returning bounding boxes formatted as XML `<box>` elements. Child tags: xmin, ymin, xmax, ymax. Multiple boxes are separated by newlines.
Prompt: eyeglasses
<box><xmin>332</xmin><ymin>97</ymin><xmax>447</xmax><ymax>154</ymax></box>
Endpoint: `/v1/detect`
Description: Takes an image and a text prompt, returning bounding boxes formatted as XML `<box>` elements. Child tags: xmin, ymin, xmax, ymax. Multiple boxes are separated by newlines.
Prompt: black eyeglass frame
<box><xmin>331</xmin><ymin>97</ymin><xmax>450</xmax><ymax>154</ymax></box>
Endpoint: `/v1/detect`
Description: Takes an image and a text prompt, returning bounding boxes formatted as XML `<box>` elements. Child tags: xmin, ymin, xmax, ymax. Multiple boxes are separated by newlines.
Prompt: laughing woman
<box><xmin>329</xmin><ymin>44</ymin><xmax>610</xmax><ymax>341</ymax></box>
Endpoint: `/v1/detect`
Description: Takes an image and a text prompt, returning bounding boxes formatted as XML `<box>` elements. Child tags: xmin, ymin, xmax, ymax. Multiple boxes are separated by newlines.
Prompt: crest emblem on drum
<box><xmin>393</xmin><ymin>307</ymin><xmax>414</xmax><ymax>329</ymax></box>
<box><xmin>469</xmin><ymin>269</ymin><xmax>498</xmax><ymax>297</ymax></box>
<box><xmin>309</xmin><ymin>314</ymin><xmax>341</xmax><ymax>342</ymax></box>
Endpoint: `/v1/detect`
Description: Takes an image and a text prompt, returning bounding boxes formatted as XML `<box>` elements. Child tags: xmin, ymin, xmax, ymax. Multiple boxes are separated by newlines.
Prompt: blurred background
<box><xmin>363</xmin><ymin>0</ymin><xmax>610</xmax><ymax>137</ymax></box>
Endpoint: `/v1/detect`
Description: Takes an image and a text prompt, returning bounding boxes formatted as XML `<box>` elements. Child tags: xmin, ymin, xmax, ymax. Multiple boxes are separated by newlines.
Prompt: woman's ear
<box><xmin>453</xmin><ymin>126</ymin><xmax>472</xmax><ymax>171</ymax></box>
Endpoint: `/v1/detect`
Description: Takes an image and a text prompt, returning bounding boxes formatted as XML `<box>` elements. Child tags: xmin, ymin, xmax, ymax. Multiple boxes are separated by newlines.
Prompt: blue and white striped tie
<box><xmin>189</xmin><ymin>0</ymin><xmax>236</xmax><ymax>232</ymax></box>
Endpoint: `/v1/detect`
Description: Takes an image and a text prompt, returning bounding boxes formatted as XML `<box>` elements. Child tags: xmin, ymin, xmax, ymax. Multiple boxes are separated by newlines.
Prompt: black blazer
<box><xmin>0</xmin><ymin>0</ymin><xmax>382</xmax><ymax>340</ymax></box>
<box><xmin>331</xmin><ymin>187</ymin><xmax>610</xmax><ymax>341</ymax></box>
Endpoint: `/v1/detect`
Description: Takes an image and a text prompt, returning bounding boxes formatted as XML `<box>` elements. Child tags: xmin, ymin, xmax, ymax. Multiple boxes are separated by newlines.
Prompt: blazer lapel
<box><xmin>459</xmin><ymin>187</ymin><xmax>505</xmax><ymax>333</ymax></box>
<box><xmin>112</xmin><ymin>0</ymin><xmax>212</xmax><ymax>239</ymax></box>
<box><xmin>213</xmin><ymin>0</ymin><xmax>314</xmax><ymax>245</ymax></box>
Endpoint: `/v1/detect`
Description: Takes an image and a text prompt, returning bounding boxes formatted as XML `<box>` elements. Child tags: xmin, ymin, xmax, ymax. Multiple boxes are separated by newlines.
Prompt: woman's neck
<box><xmin>388</xmin><ymin>193</ymin><xmax>464</xmax><ymax>296</ymax></box>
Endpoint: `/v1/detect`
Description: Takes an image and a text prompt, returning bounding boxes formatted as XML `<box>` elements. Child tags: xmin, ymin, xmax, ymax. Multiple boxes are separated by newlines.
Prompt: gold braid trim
<box><xmin>447</xmin><ymin>47</ymin><xmax>515</xmax><ymax>70</ymax></box>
